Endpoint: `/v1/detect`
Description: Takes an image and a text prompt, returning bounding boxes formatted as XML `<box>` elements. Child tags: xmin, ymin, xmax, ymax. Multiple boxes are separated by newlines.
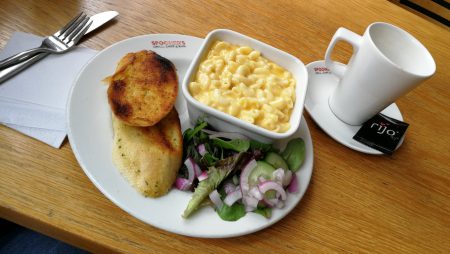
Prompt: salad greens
<box><xmin>212</xmin><ymin>138</ymin><xmax>250</xmax><ymax>152</ymax></box>
<box><xmin>182</xmin><ymin>153</ymin><xmax>246</xmax><ymax>218</ymax></box>
<box><xmin>281</xmin><ymin>138</ymin><xmax>306</xmax><ymax>172</ymax></box>
<box><xmin>177</xmin><ymin>118</ymin><xmax>306</xmax><ymax>221</ymax></box>
<box><xmin>217</xmin><ymin>203</ymin><xmax>246</xmax><ymax>221</ymax></box>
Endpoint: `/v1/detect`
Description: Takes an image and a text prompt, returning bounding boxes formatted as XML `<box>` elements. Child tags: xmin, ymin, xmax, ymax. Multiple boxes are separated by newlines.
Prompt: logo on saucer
<box><xmin>151</xmin><ymin>40</ymin><xmax>186</xmax><ymax>48</ymax></box>
<box><xmin>313</xmin><ymin>66</ymin><xmax>331</xmax><ymax>74</ymax></box>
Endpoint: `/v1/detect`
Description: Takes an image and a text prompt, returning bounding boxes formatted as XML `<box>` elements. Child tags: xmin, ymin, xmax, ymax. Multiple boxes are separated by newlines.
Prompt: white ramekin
<box><xmin>182</xmin><ymin>29</ymin><xmax>308</xmax><ymax>143</ymax></box>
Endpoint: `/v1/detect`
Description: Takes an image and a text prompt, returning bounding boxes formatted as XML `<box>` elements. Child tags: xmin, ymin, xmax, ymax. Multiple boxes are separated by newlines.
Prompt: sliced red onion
<box><xmin>258</xmin><ymin>180</ymin><xmax>287</xmax><ymax>200</ymax></box>
<box><xmin>202</xmin><ymin>129</ymin><xmax>250</xmax><ymax>140</ymax></box>
<box><xmin>174</xmin><ymin>177</ymin><xmax>191</xmax><ymax>191</ymax></box>
<box><xmin>248</xmin><ymin>186</ymin><xmax>263</xmax><ymax>200</ymax></box>
<box><xmin>192</xmin><ymin>159</ymin><xmax>202</xmax><ymax>178</ymax></box>
<box><xmin>272</xmin><ymin>168</ymin><xmax>285</xmax><ymax>185</ymax></box>
<box><xmin>223</xmin><ymin>180</ymin><xmax>237</xmax><ymax>194</ymax></box>
<box><xmin>283</xmin><ymin>170</ymin><xmax>293</xmax><ymax>187</ymax></box>
<box><xmin>261</xmin><ymin>199</ymin><xmax>273</xmax><ymax>208</ymax></box>
<box><xmin>183</xmin><ymin>157</ymin><xmax>196</xmax><ymax>186</ymax></box>
<box><xmin>263</xmin><ymin>197</ymin><xmax>279</xmax><ymax>208</ymax></box>
<box><xmin>197</xmin><ymin>143</ymin><xmax>207</xmax><ymax>156</ymax></box>
<box><xmin>179</xmin><ymin>157</ymin><xmax>203</xmax><ymax>190</ymax></box>
<box><xmin>239</xmin><ymin>159</ymin><xmax>257</xmax><ymax>195</ymax></box>
<box><xmin>243</xmin><ymin>196</ymin><xmax>259</xmax><ymax>212</ymax></box>
<box><xmin>224</xmin><ymin>187</ymin><xmax>242</xmax><ymax>206</ymax></box>
<box><xmin>287</xmin><ymin>173</ymin><xmax>299</xmax><ymax>193</ymax></box>
<box><xmin>209</xmin><ymin>189</ymin><xmax>223</xmax><ymax>210</ymax></box>
<box><xmin>276</xmin><ymin>200</ymin><xmax>285</xmax><ymax>208</ymax></box>
<box><xmin>197</xmin><ymin>171</ymin><xmax>208</xmax><ymax>181</ymax></box>
<box><xmin>195</xmin><ymin>168</ymin><xmax>202</xmax><ymax>179</ymax></box>
<box><xmin>258</xmin><ymin>176</ymin><xmax>267</xmax><ymax>183</ymax></box>
<box><xmin>272</xmin><ymin>168</ymin><xmax>293</xmax><ymax>187</ymax></box>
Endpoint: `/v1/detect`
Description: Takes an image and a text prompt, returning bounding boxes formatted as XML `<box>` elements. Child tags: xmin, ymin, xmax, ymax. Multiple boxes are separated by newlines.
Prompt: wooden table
<box><xmin>1</xmin><ymin>0</ymin><xmax>449</xmax><ymax>253</ymax></box>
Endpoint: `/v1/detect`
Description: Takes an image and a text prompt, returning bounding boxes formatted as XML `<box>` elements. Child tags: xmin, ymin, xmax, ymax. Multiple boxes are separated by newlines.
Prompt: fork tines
<box><xmin>54</xmin><ymin>13</ymin><xmax>91</xmax><ymax>43</ymax></box>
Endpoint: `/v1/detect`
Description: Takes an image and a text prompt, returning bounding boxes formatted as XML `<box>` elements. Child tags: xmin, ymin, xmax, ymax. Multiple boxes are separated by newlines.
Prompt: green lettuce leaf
<box><xmin>281</xmin><ymin>138</ymin><xmax>306</xmax><ymax>172</ymax></box>
<box><xmin>254</xmin><ymin>206</ymin><xmax>272</xmax><ymax>218</ymax></box>
<box><xmin>182</xmin><ymin>153</ymin><xmax>246</xmax><ymax>218</ymax></box>
<box><xmin>217</xmin><ymin>203</ymin><xmax>246</xmax><ymax>221</ymax></box>
<box><xmin>212</xmin><ymin>138</ymin><xmax>250</xmax><ymax>152</ymax></box>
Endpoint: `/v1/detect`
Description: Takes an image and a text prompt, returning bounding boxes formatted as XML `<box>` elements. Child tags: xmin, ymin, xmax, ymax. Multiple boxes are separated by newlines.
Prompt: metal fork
<box><xmin>0</xmin><ymin>13</ymin><xmax>92</xmax><ymax>69</ymax></box>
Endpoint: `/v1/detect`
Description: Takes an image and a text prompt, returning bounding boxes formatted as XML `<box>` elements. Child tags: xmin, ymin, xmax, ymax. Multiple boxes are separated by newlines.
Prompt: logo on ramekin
<box><xmin>313</xmin><ymin>66</ymin><xmax>331</xmax><ymax>74</ymax></box>
<box><xmin>151</xmin><ymin>40</ymin><xmax>186</xmax><ymax>48</ymax></box>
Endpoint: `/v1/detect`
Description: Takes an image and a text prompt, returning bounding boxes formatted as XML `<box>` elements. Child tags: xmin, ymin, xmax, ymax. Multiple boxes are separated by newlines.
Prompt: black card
<box><xmin>353</xmin><ymin>113</ymin><xmax>409</xmax><ymax>155</ymax></box>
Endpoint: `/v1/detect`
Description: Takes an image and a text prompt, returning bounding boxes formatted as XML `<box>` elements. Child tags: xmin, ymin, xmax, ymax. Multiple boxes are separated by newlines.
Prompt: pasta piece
<box><xmin>188</xmin><ymin>40</ymin><xmax>296</xmax><ymax>133</ymax></box>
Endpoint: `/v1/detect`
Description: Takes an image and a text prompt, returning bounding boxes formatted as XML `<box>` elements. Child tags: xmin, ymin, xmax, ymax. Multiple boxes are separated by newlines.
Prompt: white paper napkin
<box><xmin>0</xmin><ymin>32</ymin><xmax>98</xmax><ymax>148</ymax></box>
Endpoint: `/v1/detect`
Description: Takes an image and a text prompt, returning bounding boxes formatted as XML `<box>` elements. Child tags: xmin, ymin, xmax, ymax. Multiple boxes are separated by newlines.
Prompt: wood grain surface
<box><xmin>1</xmin><ymin>0</ymin><xmax>449</xmax><ymax>253</ymax></box>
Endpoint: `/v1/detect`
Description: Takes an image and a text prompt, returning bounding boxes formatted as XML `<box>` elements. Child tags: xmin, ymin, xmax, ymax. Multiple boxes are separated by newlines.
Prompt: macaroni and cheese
<box><xmin>188</xmin><ymin>41</ymin><xmax>296</xmax><ymax>133</ymax></box>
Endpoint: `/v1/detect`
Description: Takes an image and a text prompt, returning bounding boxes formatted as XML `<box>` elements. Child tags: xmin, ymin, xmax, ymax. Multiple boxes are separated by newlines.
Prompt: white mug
<box><xmin>325</xmin><ymin>22</ymin><xmax>436</xmax><ymax>125</ymax></box>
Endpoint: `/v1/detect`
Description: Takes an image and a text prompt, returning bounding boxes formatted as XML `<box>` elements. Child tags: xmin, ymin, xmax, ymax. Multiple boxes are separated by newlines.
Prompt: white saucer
<box><xmin>304</xmin><ymin>60</ymin><xmax>404</xmax><ymax>155</ymax></box>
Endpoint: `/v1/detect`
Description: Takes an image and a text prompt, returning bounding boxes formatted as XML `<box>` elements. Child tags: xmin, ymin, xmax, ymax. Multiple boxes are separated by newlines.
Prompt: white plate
<box><xmin>67</xmin><ymin>34</ymin><xmax>314</xmax><ymax>238</ymax></box>
<box><xmin>304</xmin><ymin>60</ymin><xmax>404</xmax><ymax>155</ymax></box>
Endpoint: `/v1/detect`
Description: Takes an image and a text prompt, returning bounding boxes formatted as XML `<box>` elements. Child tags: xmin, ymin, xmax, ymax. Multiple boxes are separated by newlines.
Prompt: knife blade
<box><xmin>85</xmin><ymin>11</ymin><xmax>118</xmax><ymax>34</ymax></box>
<box><xmin>0</xmin><ymin>11</ymin><xmax>118</xmax><ymax>84</ymax></box>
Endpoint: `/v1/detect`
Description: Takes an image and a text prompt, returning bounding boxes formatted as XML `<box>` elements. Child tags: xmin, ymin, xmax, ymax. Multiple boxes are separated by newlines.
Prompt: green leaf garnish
<box><xmin>217</xmin><ymin>203</ymin><xmax>246</xmax><ymax>221</ymax></box>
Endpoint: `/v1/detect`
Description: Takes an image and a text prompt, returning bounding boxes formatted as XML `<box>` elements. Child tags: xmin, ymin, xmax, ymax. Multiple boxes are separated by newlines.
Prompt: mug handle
<box><xmin>324</xmin><ymin>27</ymin><xmax>362</xmax><ymax>78</ymax></box>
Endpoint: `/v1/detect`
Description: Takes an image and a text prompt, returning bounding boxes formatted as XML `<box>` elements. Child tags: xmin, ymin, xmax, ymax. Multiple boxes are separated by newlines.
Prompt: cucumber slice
<box><xmin>248</xmin><ymin>161</ymin><xmax>275</xmax><ymax>185</ymax></box>
<box><xmin>264</xmin><ymin>152</ymin><xmax>289</xmax><ymax>170</ymax></box>
<box><xmin>281</xmin><ymin>138</ymin><xmax>305</xmax><ymax>172</ymax></box>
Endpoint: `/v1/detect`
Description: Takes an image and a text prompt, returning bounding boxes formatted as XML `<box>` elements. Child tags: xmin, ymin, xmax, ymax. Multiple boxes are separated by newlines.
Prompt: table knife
<box><xmin>0</xmin><ymin>11</ymin><xmax>118</xmax><ymax>84</ymax></box>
